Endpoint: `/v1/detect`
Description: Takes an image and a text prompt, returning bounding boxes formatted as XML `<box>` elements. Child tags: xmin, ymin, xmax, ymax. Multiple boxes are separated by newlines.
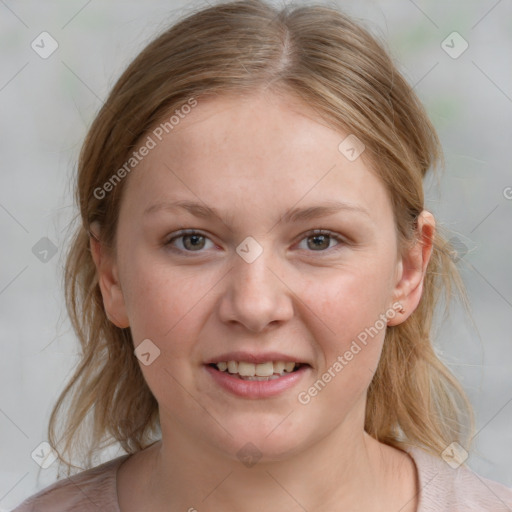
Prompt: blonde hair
<box><xmin>50</xmin><ymin>0</ymin><xmax>474</xmax><ymax>472</ymax></box>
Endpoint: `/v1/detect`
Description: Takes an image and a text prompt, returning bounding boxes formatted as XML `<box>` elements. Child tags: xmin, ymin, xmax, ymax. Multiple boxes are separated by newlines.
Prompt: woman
<box><xmin>13</xmin><ymin>1</ymin><xmax>512</xmax><ymax>510</ymax></box>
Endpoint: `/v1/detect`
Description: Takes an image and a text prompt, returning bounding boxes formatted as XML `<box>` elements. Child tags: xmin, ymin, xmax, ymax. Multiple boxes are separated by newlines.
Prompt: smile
<box><xmin>205</xmin><ymin>361</ymin><xmax>311</xmax><ymax>398</ymax></box>
<box><xmin>212</xmin><ymin>360</ymin><xmax>305</xmax><ymax>380</ymax></box>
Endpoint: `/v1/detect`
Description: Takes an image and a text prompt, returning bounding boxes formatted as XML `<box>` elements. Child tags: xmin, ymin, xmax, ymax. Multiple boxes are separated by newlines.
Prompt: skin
<box><xmin>90</xmin><ymin>90</ymin><xmax>434</xmax><ymax>511</ymax></box>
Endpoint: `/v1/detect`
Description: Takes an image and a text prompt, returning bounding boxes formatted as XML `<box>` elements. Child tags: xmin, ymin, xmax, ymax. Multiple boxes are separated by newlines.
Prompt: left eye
<box><xmin>164</xmin><ymin>229</ymin><xmax>344</xmax><ymax>254</ymax></box>
<box><xmin>297</xmin><ymin>230</ymin><xmax>344</xmax><ymax>252</ymax></box>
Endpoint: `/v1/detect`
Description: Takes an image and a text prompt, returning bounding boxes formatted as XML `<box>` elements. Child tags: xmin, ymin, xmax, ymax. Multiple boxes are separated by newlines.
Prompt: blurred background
<box><xmin>1</xmin><ymin>0</ymin><xmax>511</xmax><ymax>509</ymax></box>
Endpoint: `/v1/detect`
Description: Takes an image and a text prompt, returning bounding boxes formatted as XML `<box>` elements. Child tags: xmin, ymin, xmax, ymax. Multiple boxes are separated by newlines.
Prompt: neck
<box><xmin>146</xmin><ymin>416</ymin><xmax>397</xmax><ymax>511</ymax></box>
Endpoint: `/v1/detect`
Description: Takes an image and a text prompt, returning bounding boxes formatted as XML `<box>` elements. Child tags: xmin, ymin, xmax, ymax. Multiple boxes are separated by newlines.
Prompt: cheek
<box><xmin>121</xmin><ymin>251</ymin><xmax>215</xmax><ymax>342</ymax></box>
<box><xmin>299</xmin><ymin>288</ymin><xmax>387</xmax><ymax>418</ymax></box>
<box><xmin>302</xmin><ymin>261</ymin><xmax>394</xmax><ymax>391</ymax></box>
<box><xmin>309</xmin><ymin>263</ymin><xmax>394</xmax><ymax>337</ymax></box>
<box><xmin>121</xmin><ymin>260</ymin><xmax>214</xmax><ymax>400</ymax></box>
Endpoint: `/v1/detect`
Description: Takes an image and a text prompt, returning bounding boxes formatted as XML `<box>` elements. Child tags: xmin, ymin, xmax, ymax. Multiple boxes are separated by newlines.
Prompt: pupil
<box><xmin>184</xmin><ymin>235</ymin><xmax>204</xmax><ymax>250</ymax></box>
<box><xmin>309</xmin><ymin>234</ymin><xmax>329</xmax><ymax>250</ymax></box>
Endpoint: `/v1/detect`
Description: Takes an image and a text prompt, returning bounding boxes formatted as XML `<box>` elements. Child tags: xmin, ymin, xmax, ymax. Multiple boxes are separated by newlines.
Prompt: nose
<box><xmin>217</xmin><ymin>247</ymin><xmax>294</xmax><ymax>333</ymax></box>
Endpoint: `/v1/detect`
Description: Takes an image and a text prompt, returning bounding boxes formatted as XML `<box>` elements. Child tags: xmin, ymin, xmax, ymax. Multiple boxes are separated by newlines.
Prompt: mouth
<box><xmin>207</xmin><ymin>361</ymin><xmax>309</xmax><ymax>381</ymax></box>
<box><xmin>203</xmin><ymin>351</ymin><xmax>313</xmax><ymax>398</ymax></box>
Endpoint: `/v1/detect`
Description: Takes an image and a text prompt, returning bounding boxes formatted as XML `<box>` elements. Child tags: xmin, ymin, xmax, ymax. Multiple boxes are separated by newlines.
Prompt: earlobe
<box><xmin>387</xmin><ymin>211</ymin><xmax>435</xmax><ymax>326</ymax></box>
<box><xmin>88</xmin><ymin>223</ymin><xmax>130</xmax><ymax>329</ymax></box>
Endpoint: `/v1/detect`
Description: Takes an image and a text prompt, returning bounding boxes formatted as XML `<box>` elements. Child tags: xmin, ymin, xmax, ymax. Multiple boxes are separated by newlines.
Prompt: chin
<box><xmin>203</xmin><ymin>417</ymin><xmax>313</xmax><ymax>465</ymax></box>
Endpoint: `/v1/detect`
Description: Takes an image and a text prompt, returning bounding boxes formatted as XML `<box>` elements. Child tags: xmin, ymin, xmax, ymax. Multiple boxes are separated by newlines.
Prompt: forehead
<box><xmin>119</xmin><ymin>91</ymin><xmax>392</xmax><ymax>225</ymax></box>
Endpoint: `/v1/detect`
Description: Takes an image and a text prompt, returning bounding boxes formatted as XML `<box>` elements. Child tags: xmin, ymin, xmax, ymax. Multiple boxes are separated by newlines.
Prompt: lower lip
<box><xmin>204</xmin><ymin>364</ymin><xmax>310</xmax><ymax>399</ymax></box>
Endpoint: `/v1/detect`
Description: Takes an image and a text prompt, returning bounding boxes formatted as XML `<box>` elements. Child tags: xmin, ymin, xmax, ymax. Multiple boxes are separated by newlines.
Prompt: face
<box><xmin>96</xmin><ymin>91</ymin><xmax>425</xmax><ymax>463</ymax></box>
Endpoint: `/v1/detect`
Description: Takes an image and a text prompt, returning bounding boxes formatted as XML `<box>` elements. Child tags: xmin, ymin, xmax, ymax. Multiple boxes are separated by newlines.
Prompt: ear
<box><xmin>387</xmin><ymin>210</ymin><xmax>435</xmax><ymax>326</ymax></box>
<box><xmin>89</xmin><ymin>222</ymin><xmax>130</xmax><ymax>329</ymax></box>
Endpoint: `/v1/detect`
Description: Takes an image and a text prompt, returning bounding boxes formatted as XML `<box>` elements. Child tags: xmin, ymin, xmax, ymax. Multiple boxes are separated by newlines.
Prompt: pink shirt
<box><xmin>12</xmin><ymin>446</ymin><xmax>512</xmax><ymax>511</ymax></box>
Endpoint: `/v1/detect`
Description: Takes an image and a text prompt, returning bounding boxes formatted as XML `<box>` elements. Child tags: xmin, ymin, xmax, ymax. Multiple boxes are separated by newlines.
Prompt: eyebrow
<box><xmin>143</xmin><ymin>199</ymin><xmax>370</xmax><ymax>225</ymax></box>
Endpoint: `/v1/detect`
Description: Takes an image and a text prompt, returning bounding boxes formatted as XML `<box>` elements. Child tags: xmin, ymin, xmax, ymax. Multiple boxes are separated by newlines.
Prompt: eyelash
<box><xmin>164</xmin><ymin>229</ymin><xmax>347</xmax><ymax>255</ymax></box>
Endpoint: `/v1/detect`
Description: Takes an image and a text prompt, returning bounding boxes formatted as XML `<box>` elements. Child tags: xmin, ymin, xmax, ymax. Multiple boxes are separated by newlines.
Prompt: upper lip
<box><xmin>204</xmin><ymin>351</ymin><xmax>310</xmax><ymax>366</ymax></box>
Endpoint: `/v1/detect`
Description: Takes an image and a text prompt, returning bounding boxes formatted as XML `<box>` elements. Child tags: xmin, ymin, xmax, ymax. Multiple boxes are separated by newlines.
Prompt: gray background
<box><xmin>1</xmin><ymin>0</ymin><xmax>511</xmax><ymax>509</ymax></box>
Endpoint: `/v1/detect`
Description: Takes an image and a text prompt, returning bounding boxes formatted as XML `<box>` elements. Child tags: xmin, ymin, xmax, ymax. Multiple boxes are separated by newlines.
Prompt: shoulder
<box><xmin>407</xmin><ymin>446</ymin><xmax>512</xmax><ymax>511</ymax></box>
<box><xmin>11</xmin><ymin>454</ymin><xmax>130</xmax><ymax>512</ymax></box>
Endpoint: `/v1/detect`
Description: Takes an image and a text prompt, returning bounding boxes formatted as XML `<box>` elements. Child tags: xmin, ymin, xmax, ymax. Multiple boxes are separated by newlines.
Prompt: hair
<box><xmin>50</xmin><ymin>0</ymin><xmax>474</xmax><ymax>473</ymax></box>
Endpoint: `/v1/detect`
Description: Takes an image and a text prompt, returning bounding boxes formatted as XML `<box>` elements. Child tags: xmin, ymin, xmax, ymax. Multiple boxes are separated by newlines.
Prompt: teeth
<box><xmin>238</xmin><ymin>361</ymin><xmax>255</xmax><ymax>377</ymax></box>
<box><xmin>273</xmin><ymin>361</ymin><xmax>285</xmax><ymax>374</ymax></box>
<box><xmin>239</xmin><ymin>374</ymin><xmax>282</xmax><ymax>381</ymax></box>
<box><xmin>255</xmin><ymin>361</ymin><xmax>274</xmax><ymax>377</ymax></box>
<box><xmin>284</xmin><ymin>362</ymin><xmax>295</xmax><ymax>373</ymax></box>
<box><xmin>214</xmin><ymin>360</ymin><xmax>300</xmax><ymax>377</ymax></box>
